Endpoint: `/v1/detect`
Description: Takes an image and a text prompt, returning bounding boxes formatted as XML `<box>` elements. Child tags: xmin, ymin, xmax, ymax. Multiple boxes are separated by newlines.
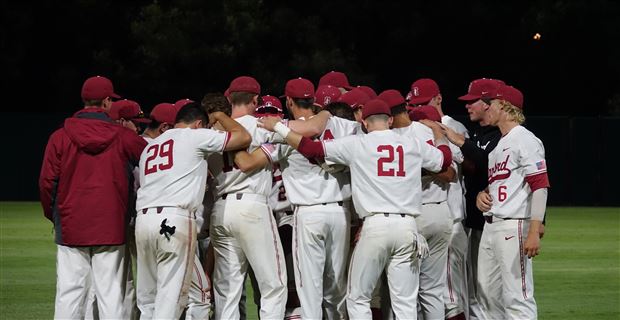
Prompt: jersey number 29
<box><xmin>144</xmin><ymin>140</ymin><xmax>174</xmax><ymax>175</ymax></box>
<box><xmin>377</xmin><ymin>145</ymin><xmax>405</xmax><ymax>177</ymax></box>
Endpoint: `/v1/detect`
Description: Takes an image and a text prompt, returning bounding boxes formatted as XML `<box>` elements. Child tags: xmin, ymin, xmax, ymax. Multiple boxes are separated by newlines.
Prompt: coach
<box><xmin>39</xmin><ymin>76</ymin><xmax>147</xmax><ymax>319</ymax></box>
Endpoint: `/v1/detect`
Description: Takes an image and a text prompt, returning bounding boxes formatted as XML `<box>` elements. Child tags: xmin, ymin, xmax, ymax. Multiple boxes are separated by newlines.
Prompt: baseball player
<box><xmin>318</xmin><ymin>70</ymin><xmax>354</xmax><ymax>93</ymax></box>
<box><xmin>338</xmin><ymin>87</ymin><xmax>371</xmax><ymax>123</ymax></box>
<box><xmin>135</xmin><ymin>103</ymin><xmax>251</xmax><ymax>319</ymax></box>
<box><xmin>441</xmin><ymin>78</ymin><xmax>506</xmax><ymax>319</ymax></box>
<box><xmin>142</xmin><ymin>103</ymin><xmax>178</xmax><ymax>143</ymax></box>
<box><xmin>39</xmin><ymin>76</ymin><xmax>147</xmax><ymax>320</ymax></box>
<box><xmin>410</xmin><ymin>78</ymin><xmax>470</xmax><ymax>320</ymax></box>
<box><xmin>475</xmin><ymin>84</ymin><xmax>549</xmax><ymax>319</ymax></box>
<box><xmin>206</xmin><ymin>76</ymin><xmax>288</xmax><ymax>320</ymax></box>
<box><xmin>259</xmin><ymin>99</ymin><xmax>453</xmax><ymax>320</ymax></box>
<box><xmin>379</xmin><ymin>89</ymin><xmax>457</xmax><ymax>320</ymax></box>
<box><xmin>251</xmin><ymin>78</ymin><xmax>359</xmax><ymax>319</ymax></box>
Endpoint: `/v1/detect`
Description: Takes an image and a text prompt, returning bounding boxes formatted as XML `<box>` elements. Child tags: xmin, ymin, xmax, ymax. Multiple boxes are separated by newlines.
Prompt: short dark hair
<box><xmin>176</xmin><ymin>102</ymin><xmax>208</xmax><ymax>124</ymax></box>
<box><xmin>366</xmin><ymin>114</ymin><xmax>390</xmax><ymax>123</ymax></box>
<box><xmin>324</xmin><ymin>102</ymin><xmax>355</xmax><ymax>121</ymax></box>
<box><xmin>229</xmin><ymin>92</ymin><xmax>257</xmax><ymax>105</ymax></box>
<box><xmin>83</xmin><ymin>99</ymin><xmax>104</xmax><ymax>107</ymax></box>
<box><xmin>390</xmin><ymin>103</ymin><xmax>407</xmax><ymax>116</ymax></box>
<box><xmin>147</xmin><ymin>119</ymin><xmax>163</xmax><ymax>130</ymax></box>
<box><xmin>202</xmin><ymin>92</ymin><xmax>231</xmax><ymax>116</ymax></box>
<box><xmin>292</xmin><ymin>97</ymin><xmax>315</xmax><ymax>109</ymax></box>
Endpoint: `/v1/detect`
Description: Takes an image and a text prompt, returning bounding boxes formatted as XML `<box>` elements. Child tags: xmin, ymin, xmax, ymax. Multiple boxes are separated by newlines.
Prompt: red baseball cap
<box><xmin>458</xmin><ymin>78</ymin><xmax>505</xmax><ymax>101</ymax></box>
<box><xmin>409</xmin><ymin>78</ymin><xmax>440</xmax><ymax>105</ymax></box>
<box><xmin>150</xmin><ymin>103</ymin><xmax>177</xmax><ymax>125</ymax></box>
<box><xmin>110</xmin><ymin>99</ymin><xmax>151</xmax><ymax>123</ymax></box>
<box><xmin>315</xmin><ymin>85</ymin><xmax>342</xmax><ymax>107</ymax></box>
<box><xmin>318</xmin><ymin>71</ymin><xmax>353</xmax><ymax>90</ymax></box>
<box><xmin>497</xmin><ymin>85</ymin><xmax>524</xmax><ymax>109</ymax></box>
<box><xmin>255</xmin><ymin>95</ymin><xmax>284</xmax><ymax>117</ymax></box>
<box><xmin>81</xmin><ymin>76</ymin><xmax>120</xmax><ymax>100</ymax></box>
<box><xmin>174</xmin><ymin>98</ymin><xmax>194</xmax><ymax>111</ymax></box>
<box><xmin>338</xmin><ymin>88</ymin><xmax>370</xmax><ymax>109</ymax></box>
<box><xmin>378</xmin><ymin>89</ymin><xmax>406</xmax><ymax>108</ymax></box>
<box><xmin>409</xmin><ymin>105</ymin><xmax>441</xmax><ymax>122</ymax></box>
<box><xmin>228</xmin><ymin>76</ymin><xmax>261</xmax><ymax>95</ymax></box>
<box><xmin>362</xmin><ymin>99</ymin><xmax>391</xmax><ymax>120</ymax></box>
<box><xmin>356</xmin><ymin>86</ymin><xmax>377</xmax><ymax>99</ymax></box>
<box><xmin>284</xmin><ymin>78</ymin><xmax>315</xmax><ymax>99</ymax></box>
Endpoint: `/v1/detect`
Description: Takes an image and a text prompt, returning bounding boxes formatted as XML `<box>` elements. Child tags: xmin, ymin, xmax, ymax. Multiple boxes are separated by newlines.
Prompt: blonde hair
<box><xmin>498</xmin><ymin>99</ymin><xmax>525</xmax><ymax>124</ymax></box>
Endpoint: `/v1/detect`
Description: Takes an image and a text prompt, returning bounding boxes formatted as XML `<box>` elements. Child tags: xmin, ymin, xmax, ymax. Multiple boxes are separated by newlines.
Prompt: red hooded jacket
<box><xmin>39</xmin><ymin>108</ymin><xmax>147</xmax><ymax>246</ymax></box>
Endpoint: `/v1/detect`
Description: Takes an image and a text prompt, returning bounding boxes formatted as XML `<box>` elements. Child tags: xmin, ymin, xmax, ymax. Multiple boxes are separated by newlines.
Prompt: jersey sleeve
<box><xmin>323</xmin><ymin>135</ymin><xmax>358</xmax><ymax>166</ymax></box>
<box><xmin>450</xmin><ymin>142</ymin><xmax>464</xmax><ymax>164</ymax></box>
<box><xmin>519</xmin><ymin>134</ymin><xmax>547</xmax><ymax>177</ymax></box>
<box><xmin>417</xmin><ymin>137</ymin><xmax>445</xmax><ymax>173</ymax></box>
<box><xmin>194</xmin><ymin>129</ymin><xmax>230</xmax><ymax>155</ymax></box>
<box><xmin>260</xmin><ymin>143</ymin><xmax>281</xmax><ymax>164</ymax></box>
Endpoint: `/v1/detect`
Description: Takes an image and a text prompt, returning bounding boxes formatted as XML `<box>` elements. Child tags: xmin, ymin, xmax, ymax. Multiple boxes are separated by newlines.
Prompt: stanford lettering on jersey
<box><xmin>488</xmin><ymin>154</ymin><xmax>511</xmax><ymax>184</ymax></box>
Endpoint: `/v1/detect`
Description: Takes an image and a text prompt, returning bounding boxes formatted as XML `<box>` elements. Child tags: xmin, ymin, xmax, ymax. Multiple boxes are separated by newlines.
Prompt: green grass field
<box><xmin>1</xmin><ymin>202</ymin><xmax>618</xmax><ymax>319</ymax></box>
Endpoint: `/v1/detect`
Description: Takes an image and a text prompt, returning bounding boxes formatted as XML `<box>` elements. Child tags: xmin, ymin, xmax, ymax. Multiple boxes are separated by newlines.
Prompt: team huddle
<box><xmin>39</xmin><ymin>71</ymin><xmax>550</xmax><ymax>320</ymax></box>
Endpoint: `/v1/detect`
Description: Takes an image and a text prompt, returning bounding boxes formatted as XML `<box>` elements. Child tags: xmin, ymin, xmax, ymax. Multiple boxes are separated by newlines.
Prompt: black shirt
<box><xmin>461</xmin><ymin>124</ymin><xmax>502</xmax><ymax>230</ymax></box>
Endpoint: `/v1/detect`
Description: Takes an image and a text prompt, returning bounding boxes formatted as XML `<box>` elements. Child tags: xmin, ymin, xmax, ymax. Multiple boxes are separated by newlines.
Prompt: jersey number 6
<box><xmin>377</xmin><ymin>145</ymin><xmax>405</xmax><ymax>177</ymax></box>
<box><xmin>144</xmin><ymin>140</ymin><xmax>174</xmax><ymax>175</ymax></box>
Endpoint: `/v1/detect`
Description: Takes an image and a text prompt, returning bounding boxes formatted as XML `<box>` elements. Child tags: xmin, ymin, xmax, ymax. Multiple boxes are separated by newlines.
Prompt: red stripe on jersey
<box><xmin>524</xmin><ymin>172</ymin><xmax>550</xmax><ymax>192</ymax></box>
<box><xmin>298</xmin><ymin>137</ymin><xmax>325</xmax><ymax>159</ymax></box>
<box><xmin>437</xmin><ymin>145</ymin><xmax>452</xmax><ymax>171</ymax></box>
<box><xmin>221</xmin><ymin>131</ymin><xmax>232</xmax><ymax>153</ymax></box>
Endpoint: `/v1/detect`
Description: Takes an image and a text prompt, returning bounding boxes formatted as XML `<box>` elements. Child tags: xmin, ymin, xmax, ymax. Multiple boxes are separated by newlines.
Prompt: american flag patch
<box><xmin>536</xmin><ymin>160</ymin><xmax>546</xmax><ymax>170</ymax></box>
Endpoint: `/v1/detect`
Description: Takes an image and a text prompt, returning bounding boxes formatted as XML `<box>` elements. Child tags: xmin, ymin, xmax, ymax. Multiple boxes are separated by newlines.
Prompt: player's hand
<box><xmin>257</xmin><ymin>116</ymin><xmax>283</xmax><ymax>132</ymax></box>
<box><xmin>120</xmin><ymin>119</ymin><xmax>138</xmax><ymax>133</ymax></box>
<box><xmin>476</xmin><ymin>190</ymin><xmax>492</xmax><ymax>212</ymax></box>
<box><xmin>415</xmin><ymin>233</ymin><xmax>429</xmax><ymax>259</ymax></box>
<box><xmin>440</xmin><ymin>124</ymin><xmax>466</xmax><ymax>147</ymax></box>
<box><xmin>524</xmin><ymin>230</ymin><xmax>541</xmax><ymax>258</ymax></box>
<box><xmin>208</xmin><ymin>111</ymin><xmax>223</xmax><ymax>128</ymax></box>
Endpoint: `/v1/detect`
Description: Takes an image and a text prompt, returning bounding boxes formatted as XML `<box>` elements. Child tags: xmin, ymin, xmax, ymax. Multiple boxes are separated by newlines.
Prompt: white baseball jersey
<box><xmin>393</xmin><ymin>122</ymin><xmax>457</xmax><ymax>204</ymax></box>
<box><xmin>208</xmin><ymin>115</ymin><xmax>283</xmax><ymax>197</ymax></box>
<box><xmin>268</xmin><ymin>161</ymin><xmax>292</xmax><ymax>213</ymax></box>
<box><xmin>441</xmin><ymin>115</ymin><xmax>469</xmax><ymax>138</ymax></box>
<box><xmin>323</xmin><ymin>129</ymin><xmax>445</xmax><ymax>218</ymax></box>
<box><xmin>487</xmin><ymin>125</ymin><xmax>547</xmax><ymax>219</ymax></box>
<box><xmin>136</xmin><ymin>128</ymin><xmax>229</xmax><ymax>212</ymax></box>
<box><xmin>442</xmin><ymin>116</ymin><xmax>467</xmax><ymax>222</ymax></box>
<box><xmin>268</xmin><ymin>116</ymin><xmax>358</xmax><ymax>205</ymax></box>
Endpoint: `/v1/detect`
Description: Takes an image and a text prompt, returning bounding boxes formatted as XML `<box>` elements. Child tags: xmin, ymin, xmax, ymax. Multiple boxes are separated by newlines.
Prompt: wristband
<box><xmin>274</xmin><ymin>122</ymin><xmax>291</xmax><ymax>140</ymax></box>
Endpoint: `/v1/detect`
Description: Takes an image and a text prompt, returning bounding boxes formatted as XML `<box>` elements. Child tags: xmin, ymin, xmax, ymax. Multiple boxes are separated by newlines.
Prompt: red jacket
<box><xmin>39</xmin><ymin>108</ymin><xmax>147</xmax><ymax>246</ymax></box>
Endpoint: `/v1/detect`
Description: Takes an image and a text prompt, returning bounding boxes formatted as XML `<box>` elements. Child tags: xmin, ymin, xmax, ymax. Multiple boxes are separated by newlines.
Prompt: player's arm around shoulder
<box><xmin>287</xmin><ymin>110</ymin><xmax>332</xmax><ymax>138</ymax></box>
<box><xmin>234</xmin><ymin>146</ymin><xmax>271</xmax><ymax>173</ymax></box>
<box><xmin>212</xmin><ymin>111</ymin><xmax>251</xmax><ymax>151</ymax></box>
<box><xmin>419</xmin><ymin>119</ymin><xmax>453</xmax><ymax>173</ymax></box>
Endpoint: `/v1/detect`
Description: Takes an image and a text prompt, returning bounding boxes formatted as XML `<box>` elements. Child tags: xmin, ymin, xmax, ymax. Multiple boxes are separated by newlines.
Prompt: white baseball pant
<box><xmin>210</xmin><ymin>193</ymin><xmax>287</xmax><ymax>320</ymax></box>
<box><xmin>135</xmin><ymin>207</ymin><xmax>196</xmax><ymax>320</ymax></box>
<box><xmin>186</xmin><ymin>253</ymin><xmax>211</xmax><ymax>320</ymax></box>
<box><xmin>292</xmin><ymin>202</ymin><xmax>350</xmax><ymax>320</ymax></box>
<box><xmin>415</xmin><ymin>201</ymin><xmax>452</xmax><ymax>320</ymax></box>
<box><xmin>347</xmin><ymin>214</ymin><xmax>420</xmax><ymax>320</ymax></box>
<box><xmin>445</xmin><ymin>222</ymin><xmax>469</xmax><ymax>319</ymax></box>
<box><xmin>54</xmin><ymin>244</ymin><xmax>127</xmax><ymax>320</ymax></box>
<box><xmin>466</xmin><ymin>228</ymin><xmax>485</xmax><ymax>320</ymax></box>
<box><xmin>477</xmin><ymin>218</ymin><xmax>537</xmax><ymax>320</ymax></box>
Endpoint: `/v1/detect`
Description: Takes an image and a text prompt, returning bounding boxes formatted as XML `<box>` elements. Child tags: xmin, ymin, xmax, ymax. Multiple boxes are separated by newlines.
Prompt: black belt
<box><xmin>222</xmin><ymin>193</ymin><xmax>244</xmax><ymax>200</ymax></box>
<box><xmin>322</xmin><ymin>201</ymin><xmax>343</xmax><ymax>206</ymax></box>
<box><xmin>484</xmin><ymin>216</ymin><xmax>520</xmax><ymax>224</ymax></box>
<box><xmin>363</xmin><ymin>213</ymin><xmax>407</xmax><ymax>221</ymax></box>
<box><xmin>142</xmin><ymin>207</ymin><xmax>164</xmax><ymax>214</ymax></box>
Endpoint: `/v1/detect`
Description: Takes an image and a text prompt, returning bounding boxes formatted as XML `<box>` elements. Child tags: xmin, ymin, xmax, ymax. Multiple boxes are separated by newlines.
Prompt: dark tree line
<box><xmin>2</xmin><ymin>0</ymin><xmax>619</xmax><ymax>116</ymax></box>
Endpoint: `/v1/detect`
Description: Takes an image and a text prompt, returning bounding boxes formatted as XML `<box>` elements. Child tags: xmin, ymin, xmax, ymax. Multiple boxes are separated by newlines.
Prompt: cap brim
<box><xmin>110</xmin><ymin>93</ymin><xmax>121</xmax><ymax>99</ymax></box>
<box><xmin>458</xmin><ymin>94</ymin><xmax>480</xmax><ymax>101</ymax></box>
<box><xmin>408</xmin><ymin>96</ymin><xmax>432</xmax><ymax>105</ymax></box>
<box><xmin>132</xmin><ymin>118</ymin><xmax>152</xmax><ymax>124</ymax></box>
